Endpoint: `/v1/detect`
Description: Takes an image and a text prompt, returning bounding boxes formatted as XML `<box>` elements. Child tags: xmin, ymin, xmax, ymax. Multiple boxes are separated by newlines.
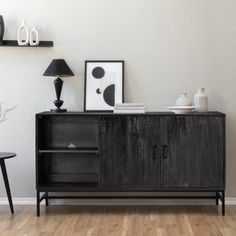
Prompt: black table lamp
<box><xmin>43</xmin><ymin>59</ymin><xmax>74</xmax><ymax>112</ymax></box>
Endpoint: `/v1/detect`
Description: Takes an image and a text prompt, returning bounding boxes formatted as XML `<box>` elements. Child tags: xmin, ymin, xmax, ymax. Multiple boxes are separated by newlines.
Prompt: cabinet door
<box><xmin>127</xmin><ymin>116</ymin><xmax>161</xmax><ymax>187</ymax></box>
<box><xmin>162</xmin><ymin>116</ymin><xmax>225</xmax><ymax>188</ymax></box>
<box><xmin>99</xmin><ymin>116</ymin><xmax>161</xmax><ymax>188</ymax></box>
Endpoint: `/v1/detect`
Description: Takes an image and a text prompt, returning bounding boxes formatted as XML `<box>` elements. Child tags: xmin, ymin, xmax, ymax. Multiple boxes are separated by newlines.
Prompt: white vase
<box><xmin>175</xmin><ymin>93</ymin><xmax>192</xmax><ymax>106</ymax></box>
<box><xmin>29</xmin><ymin>26</ymin><xmax>39</xmax><ymax>46</ymax></box>
<box><xmin>193</xmin><ymin>87</ymin><xmax>208</xmax><ymax>112</ymax></box>
<box><xmin>17</xmin><ymin>20</ymin><xmax>29</xmax><ymax>46</ymax></box>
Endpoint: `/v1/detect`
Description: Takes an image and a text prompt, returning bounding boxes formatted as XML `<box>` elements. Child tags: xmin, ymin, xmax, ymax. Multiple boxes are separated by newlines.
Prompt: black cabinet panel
<box><xmin>36</xmin><ymin>112</ymin><xmax>226</xmax><ymax>216</ymax></box>
<box><xmin>36</xmin><ymin>113</ymin><xmax>225</xmax><ymax>191</ymax></box>
<box><xmin>162</xmin><ymin>116</ymin><xmax>225</xmax><ymax>188</ymax></box>
<box><xmin>99</xmin><ymin>116</ymin><xmax>130</xmax><ymax>187</ymax></box>
<box><xmin>99</xmin><ymin>116</ymin><xmax>161</xmax><ymax>188</ymax></box>
<box><xmin>126</xmin><ymin>116</ymin><xmax>161</xmax><ymax>187</ymax></box>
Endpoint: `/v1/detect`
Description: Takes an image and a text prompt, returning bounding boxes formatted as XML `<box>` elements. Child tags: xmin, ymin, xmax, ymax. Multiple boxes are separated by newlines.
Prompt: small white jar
<box><xmin>175</xmin><ymin>93</ymin><xmax>192</xmax><ymax>106</ymax></box>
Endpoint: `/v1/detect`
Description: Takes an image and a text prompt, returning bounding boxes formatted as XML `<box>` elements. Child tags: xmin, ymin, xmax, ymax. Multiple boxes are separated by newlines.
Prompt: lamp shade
<box><xmin>43</xmin><ymin>59</ymin><xmax>74</xmax><ymax>77</ymax></box>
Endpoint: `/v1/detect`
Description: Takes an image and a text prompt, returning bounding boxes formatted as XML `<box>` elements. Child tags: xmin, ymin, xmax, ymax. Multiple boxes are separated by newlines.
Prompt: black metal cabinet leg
<box><xmin>216</xmin><ymin>192</ymin><xmax>219</xmax><ymax>205</ymax></box>
<box><xmin>45</xmin><ymin>192</ymin><xmax>49</xmax><ymax>206</ymax></box>
<box><xmin>222</xmin><ymin>191</ymin><xmax>225</xmax><ymax>216</ymax></box>
<box><xmin>37</xmin><ymin>190</ymin><xmax>40</xmax><ymax>217</ymax></box>
<box><xmin>0</xmin><ymin>160</ymin><xmax>14</xmax><ymax>214</ymax></box>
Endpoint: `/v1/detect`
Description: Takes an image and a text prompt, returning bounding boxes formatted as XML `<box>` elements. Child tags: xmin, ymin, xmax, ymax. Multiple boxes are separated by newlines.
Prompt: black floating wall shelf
<box><xmin>0</xmin><ymin>40</ymin><xmax>53</xmax><ymax>47</ymax></box>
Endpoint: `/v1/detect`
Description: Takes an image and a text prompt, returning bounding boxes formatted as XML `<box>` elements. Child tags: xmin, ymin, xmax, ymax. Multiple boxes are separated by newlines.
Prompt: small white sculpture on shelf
<box><xmin>193</xmin><ymin>87</ymin><xmax>208</xmax><ymax>112</ymax></box>
<box><xmin>175</xmin><ymin>93</ymin><xmax>192</xmax><ymax>106</ymax></box>
<box><xmin>17</xmin><ymin>20</ymin><xmax>29</xmax><ymax>46</ymax></box>
<box><xmin>67</xmin><ymin>143</ymin><xmax>76</xmax><ymax>149</ymax></box>
<box><xmin>0</xmin><ymin>103</ymin><xmax>16</xmax><ymax>123</ymax></box>
<box><xmin>29</xmin><ymin>26</ymin><xmax>39</xmax><ymax>46</ymax></box>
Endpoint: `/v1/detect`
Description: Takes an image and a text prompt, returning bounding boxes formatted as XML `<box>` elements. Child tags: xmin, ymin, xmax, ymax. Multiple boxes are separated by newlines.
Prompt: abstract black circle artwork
<box><xmin>96</xmin><ymin>88</ymin><xmax>102</xmax><ymax>94</ymax></box>
<box><xmin>92</xmin><ymin>67</ymin><xmax>105</xmax><ymax>79</ymax></box>
<box><xmin>84</xmin><ymin>61</ymin><xmax>124</xmax><ymax>111</ymax></box>
<box><xmin>103</xmin><ymin>84</ymin><xmax>115</xmax><ymax>106</ymax></box>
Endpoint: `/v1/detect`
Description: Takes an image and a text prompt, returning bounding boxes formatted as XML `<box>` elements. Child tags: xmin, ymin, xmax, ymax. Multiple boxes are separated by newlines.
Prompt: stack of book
<box><xmin>114</xmin><ymin>103</ymin><xmax>145</xmax><ymax>113</ymax></box>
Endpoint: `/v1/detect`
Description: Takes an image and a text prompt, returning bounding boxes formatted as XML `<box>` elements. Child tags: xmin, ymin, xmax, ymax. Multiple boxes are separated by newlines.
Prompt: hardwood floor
<box><xmin>0</xmin><ymin>205</ymin><xmax>235</xmax><ymax>236</ymax></box>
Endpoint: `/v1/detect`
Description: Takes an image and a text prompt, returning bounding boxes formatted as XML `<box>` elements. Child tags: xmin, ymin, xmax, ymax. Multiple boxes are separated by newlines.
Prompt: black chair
<box><xmin>0</xmin><ymin>152</ymin><xmax>16</xmax><ymax>214</ymax></box>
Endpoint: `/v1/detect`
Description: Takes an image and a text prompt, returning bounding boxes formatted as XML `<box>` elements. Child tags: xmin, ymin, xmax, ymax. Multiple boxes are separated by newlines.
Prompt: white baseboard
<box><xmin>225</xmin><ymin>198</ymin><xmax>236</xmax><ymax>205</ymax></box>
<box><xmin>0</xmin><ymin>198</ymin><xmax>236</xmax><ymax>205</ymax></box>
<box><xmin>0</xmin><ymin>198</ymin><xmax>35</xmax><ymax>205</ymax></box>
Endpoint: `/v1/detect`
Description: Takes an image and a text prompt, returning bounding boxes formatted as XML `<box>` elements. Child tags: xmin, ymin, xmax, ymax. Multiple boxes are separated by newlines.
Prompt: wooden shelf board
<box><xmin>48</xmin><ymin>174</ymin><xmax>98</xmax><ymax>183</ymax></box>
<box><xmin>0</xmin><ymin>40</ymin><xmax>53</xmax><ymax>47</ymax></box>
<box><xmin>37</xmin><ymin>183</ymin><xmax>99</xmax><ymax>191</ymax></box>
<box><xmin>39</xmin><ymin>147</ymin><xmax>98</xmax><ymax>154</ymax></box>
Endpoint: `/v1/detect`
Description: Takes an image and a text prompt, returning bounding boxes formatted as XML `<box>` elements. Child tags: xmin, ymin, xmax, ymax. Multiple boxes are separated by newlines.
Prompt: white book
<box><xmin>115</xmin><ymin>103</ymin><xmax>144</xmax><ymax>107</ymax></box>
<box><xmin>115</xmin><ymin>106</ymin><xmax>145</xmax><ymax>110</ymax></box>
<box><xmin>114</xmin><ymin>110</ymin><xmax>145</xmax><ymax>114</ymax></box>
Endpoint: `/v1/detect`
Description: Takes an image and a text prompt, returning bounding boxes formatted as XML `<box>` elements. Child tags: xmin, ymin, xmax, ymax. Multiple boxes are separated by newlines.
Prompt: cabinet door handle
<box><xmin>162</xmin><ymin>145</ymin><xmax>168</xmax><ymax>159</ymax></box>
<box><xmin>153</xmin><ymin>145</ymin><xmax>157</xmax><ymax>160</ymax></box>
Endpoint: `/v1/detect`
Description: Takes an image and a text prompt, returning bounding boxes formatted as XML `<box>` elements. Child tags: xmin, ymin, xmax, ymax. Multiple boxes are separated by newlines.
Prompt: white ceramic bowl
<box><xmin>167</xmin><ymin>106</ymin><xmax>196</xmax><ymax>114</ymax></box>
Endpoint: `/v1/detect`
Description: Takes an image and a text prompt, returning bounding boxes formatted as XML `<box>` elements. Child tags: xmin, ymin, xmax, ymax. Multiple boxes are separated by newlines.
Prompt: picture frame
<box><xmin>84</xmin><ymin>60</ymin><xmax>124</xmax><ymax>112</ymax></box>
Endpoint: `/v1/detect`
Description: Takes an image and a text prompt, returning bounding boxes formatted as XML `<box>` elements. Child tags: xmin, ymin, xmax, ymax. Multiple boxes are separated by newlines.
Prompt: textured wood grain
<box><xmin>37</xmin><ymin>113</ymin><xmax>225</xmax><ymax>192</ymax></box>
<box><xmin>162</xmin><ymin>116</ymin><xmax>224</xmax><ymax>188</ymax></box>
<box><xmin>0</xmin><ymin>205</ymin><xmax>234</xmax><ymax>236</ymax></box>
<box><xmin>99</xmin><ymin>116</ymin><xmax>130</xmax><ymax>187</ymax></box>
<box><xmin>126</xmin><ymin>116</ymin><xmax>161</xmax><ymax>187</ymax></box>
<box><xmin>99</xmin><ymin>116</ymin><xmax>162</xmax><ymax>188</ymax></box>
<box><xmin>99</xmin><ymin>115</ymin><xmax>225</xmax><ymax>190</ymax></box>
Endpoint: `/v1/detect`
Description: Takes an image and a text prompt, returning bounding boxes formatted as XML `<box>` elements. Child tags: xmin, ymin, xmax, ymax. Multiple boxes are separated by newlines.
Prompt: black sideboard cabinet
<box><xmin>36</xmin><ymin>112</ymin><xmax>225</xmax><ymax>216</ymax></box>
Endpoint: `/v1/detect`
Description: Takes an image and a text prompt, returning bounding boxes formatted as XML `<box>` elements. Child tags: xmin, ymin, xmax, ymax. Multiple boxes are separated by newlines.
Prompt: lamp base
<box><xmin>50</xmin><ymin>108</ymin><xmax>67</xmax><ymax>113</ymax></box>
<box><xmin>52</xmin><ymin>99</ymin><xmax>66</xmax><ymax>112</ymax></box>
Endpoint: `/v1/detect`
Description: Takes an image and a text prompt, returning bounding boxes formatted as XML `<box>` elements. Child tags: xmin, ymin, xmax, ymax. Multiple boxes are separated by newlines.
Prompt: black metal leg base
<box><xmin>216</xmin><ymin>191</ymin><xmax>225</xmax><ymax>216</ymax></box>
<box><xmin>45</xmin><ymin>192</ymin><xmax>49</xmax><ymax>207</ymax></box>
<box><xmin>222</xmin><ymin>191</ymin><xmax>225</xmax><ymax>216</ymax></box>
<box><xmin>0</xmin><ymin>159</ymin><xmax>14</xmax><ymax>214</ymax></box>
<box><xmin>36</xmin><ymin>191</ymin><xmax>50</xmax><ymax>216</ymax></box>
<box><xmin>37</xmin><ymin>191</ymin><xmax>40</xmax><ymax>217</ymax></box>
<box><xmin>216</xmin><ymin>192</ymin><xmax>219</xmax><ymax>205</ymax></box>
<box><xmin>36</xmin><ymin>191</ymin><xmax>226</xmax><ymax>216</ymax></box>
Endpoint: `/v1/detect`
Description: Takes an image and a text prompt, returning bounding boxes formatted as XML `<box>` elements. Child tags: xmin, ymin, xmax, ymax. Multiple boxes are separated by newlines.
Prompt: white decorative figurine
<box><xmin>17</xmin><ymin>20</ymin><xmax>29</xmax><ymax>46</ymax></box>
<box><xmin>29</xmin><ymin>26</ymin><xmax>39</xmax><ymax>46</ymax></box>
<box><xmin>193</xmin><ymin>87</ymin><xmax>208</xmax><ymax>112</ymax></box>
<box><xmin>0</xmin><ymin>103</ymin><xmax>16</xmax><ymax>123</ymax></box>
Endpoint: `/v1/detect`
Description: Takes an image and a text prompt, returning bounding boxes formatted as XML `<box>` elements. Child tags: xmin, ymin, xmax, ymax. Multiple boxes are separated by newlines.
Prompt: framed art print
<box><xmin>84</xmin><ymin>60</ymin><xmax>124</xmax><ymax>112</ymax></box>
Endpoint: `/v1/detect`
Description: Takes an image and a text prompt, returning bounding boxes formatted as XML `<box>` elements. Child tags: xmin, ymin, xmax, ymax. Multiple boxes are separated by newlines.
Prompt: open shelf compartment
<box><xmin>38</xmin><ymin>153</ymin><xmax>99</xmax><ymax>185</ymax></box>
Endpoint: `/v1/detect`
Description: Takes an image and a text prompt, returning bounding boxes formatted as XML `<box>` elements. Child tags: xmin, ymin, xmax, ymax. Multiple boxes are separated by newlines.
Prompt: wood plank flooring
<box><xmin>0</xmin><ymin>205</ymin><xmax>235</xmax><ymax>236</ymax></box>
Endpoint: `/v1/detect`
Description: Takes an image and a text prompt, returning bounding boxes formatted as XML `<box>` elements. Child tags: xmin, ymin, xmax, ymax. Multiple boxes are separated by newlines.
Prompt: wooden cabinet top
<box><xmin>36</xmin><ymin>111</ymin><xmax>225</xmax><ymax>117</ymax></box>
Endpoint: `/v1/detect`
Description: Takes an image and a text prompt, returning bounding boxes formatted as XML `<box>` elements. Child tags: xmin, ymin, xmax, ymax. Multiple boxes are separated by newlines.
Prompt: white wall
<box><xmin>0</xmin><ymin>0</ymin><xmax>236</xmax><ymax>197</ymax></box>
